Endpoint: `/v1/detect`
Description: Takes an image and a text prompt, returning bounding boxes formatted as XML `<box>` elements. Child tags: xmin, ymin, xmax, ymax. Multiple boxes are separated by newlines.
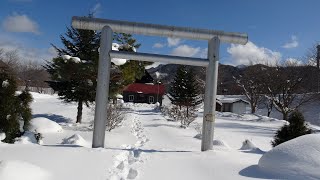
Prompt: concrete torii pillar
<box><xmin>72</xmin><ymin>16</ymin><xmax>248</xmax><ymax>151</ymax></box>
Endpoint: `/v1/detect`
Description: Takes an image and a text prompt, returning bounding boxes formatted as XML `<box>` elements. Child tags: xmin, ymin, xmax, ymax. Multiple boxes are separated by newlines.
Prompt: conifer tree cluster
<box><xmin>272</xmin><ymin>111</ymin><xmax>312</xmax><ymax>147</ymax></box>
<box><xmin>0</xmin><ymin>67</ymin><xmax>32</xmax><ymax>143</ymax></box>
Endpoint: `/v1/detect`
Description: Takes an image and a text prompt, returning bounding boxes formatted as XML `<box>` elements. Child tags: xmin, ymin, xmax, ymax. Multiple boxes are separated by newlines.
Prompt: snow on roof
<box><xmin>217</xmin><ymin>97</ymin><xmax>249</xmax><ymax>104</ymax></box>
<box><xmin>123</xmin><ymin>83</ymin><xmax>165</xmax><ymax>95</ymax></box>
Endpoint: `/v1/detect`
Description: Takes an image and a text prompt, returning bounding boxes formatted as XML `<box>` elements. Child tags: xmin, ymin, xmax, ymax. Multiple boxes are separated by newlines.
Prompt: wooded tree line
<box><xmin>234</xmin><ymin>63</ymin><xmax>319</xmax><ymax>120</ymax></box>
<box><xmin>0</xmin><ymin>49</ymin><xmax>49</xmax><ymax>90</ymax></box>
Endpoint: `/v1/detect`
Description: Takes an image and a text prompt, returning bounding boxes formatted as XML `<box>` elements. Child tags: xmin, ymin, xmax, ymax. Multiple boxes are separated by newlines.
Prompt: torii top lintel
<box><xmin>72</xmin><ymin>16</ymin><xmax>248</xmax><ymax>45</ymax></box>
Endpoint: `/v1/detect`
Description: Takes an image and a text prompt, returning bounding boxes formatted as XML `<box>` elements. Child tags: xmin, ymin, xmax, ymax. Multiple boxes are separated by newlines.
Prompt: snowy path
<box><xmin>107</xmin><ymin>108</ymin><xmax>149</xmax><ymax>180</ymax></box>
<box><xmin>123</xmin><ymin>105</ymin><xmax>279</xmax><ymax>180</ymax></box>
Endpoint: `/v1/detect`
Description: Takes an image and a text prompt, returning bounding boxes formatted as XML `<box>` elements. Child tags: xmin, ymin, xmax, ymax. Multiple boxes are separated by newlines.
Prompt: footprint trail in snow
<box><xmin>107</xmin><ymin>110</ymin><xmax>149</xmax><ymax>180</ymax></box>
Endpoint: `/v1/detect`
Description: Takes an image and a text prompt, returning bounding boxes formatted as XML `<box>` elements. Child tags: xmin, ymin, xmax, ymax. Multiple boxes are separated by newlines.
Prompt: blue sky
<box><xmin>0</xmin><ymin>0</ymin><xmax>319</xmax><ymax>66</ymax></box>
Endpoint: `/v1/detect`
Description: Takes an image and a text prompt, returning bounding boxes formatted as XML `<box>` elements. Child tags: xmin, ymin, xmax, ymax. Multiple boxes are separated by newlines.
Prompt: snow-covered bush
<box><xmin>194</xmin><ymin>122</ymin><xmax>202</xmax><ymax>135</ymax></box>
<box><xmin>160</xmin><ymin>105</ymin><xmax>170</xmax><ymax>117</ymax></box>
<box><xmin>169</xmin><ymin>105</ymin><xmax>197</xmax><ymax>128</ymax></box>
<box><xmin>106</xmin><ymin>103</ymin><xmax>125</xmax><ymax>131</ymax></box>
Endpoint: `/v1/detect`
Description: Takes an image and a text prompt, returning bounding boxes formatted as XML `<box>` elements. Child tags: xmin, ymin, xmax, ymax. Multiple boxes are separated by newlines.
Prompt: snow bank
<box><xmin>258</xmin><ymin>134</ymin><xmax>320</xmax><ymax>179</ymax></box>
<box><xmin>0</xmin><ymin>160</ymin><xmax>51</xmax><ymax>180</ymax></box>
<box><xmin>29</xmin><ymin>117</ymin><xmax>62</xmax><ymax>133</ymax></box>
<box><xmin>62</xmin><ymin>134</ymin><xmax>89</xmax><ymax>147</ymax></box>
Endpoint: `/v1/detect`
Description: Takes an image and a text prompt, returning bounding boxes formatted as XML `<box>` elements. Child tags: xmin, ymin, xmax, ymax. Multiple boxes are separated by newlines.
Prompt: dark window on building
<box><xmin>149</xmin><ymin>96</ymin><xmax>154</xmax><ymax>103</ymax></box>
<box><xmin>129</xmin><ymin>95</ymin><xmax>134</xmax><ymax>101</ymax></box>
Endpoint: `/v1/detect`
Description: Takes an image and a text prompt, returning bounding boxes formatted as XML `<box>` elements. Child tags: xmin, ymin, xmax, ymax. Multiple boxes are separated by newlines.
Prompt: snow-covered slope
<box><xmin>0</xmin><ymin>92</ymin><xmax>319</xmax><ymax>180</ymax></box>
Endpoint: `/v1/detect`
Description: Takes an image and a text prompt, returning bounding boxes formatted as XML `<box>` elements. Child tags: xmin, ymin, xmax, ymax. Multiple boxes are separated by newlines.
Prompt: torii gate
<box><xmin>72</xmin><ymin>16</ymin><xmax>248</xmax><ymax>151</ymax></box>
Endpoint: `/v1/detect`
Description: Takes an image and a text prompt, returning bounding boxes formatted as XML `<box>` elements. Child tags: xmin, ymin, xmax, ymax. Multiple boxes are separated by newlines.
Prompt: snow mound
<box><xmin>258</xmin><ymin>134</ymin><xmax>320</xmax><ymax>179</ymax></box>
<box><xmin>239</xmin><ymin>139</ymin><xmax>264</xmax><ymax>154</ymax></box>
<box><xmin>0</xmin><ymin>160</ymin><xmax>51</xmax><ymax>180</ymax></box>
<box><xmin>62</xmin><ymin>134</ymin><xmax>89</xmax><ymax>147</ymax></box>
<box><xmin>15</xmin><ymin>131</ymin><xmax>37</xmax><ymax>144</ymax></box>
<box><xmin>240</xmin><ymin>139</ymin><xmax>257</xmax><ymax>150</ymax></box>
<box><xmin>29</xmin><ymin>117</ymin><xmax>63</xmax><ymax>133</ymax></box>
<box><xmin>213</xmin><ymin>139</ymin><xmax>230</xmax><ymax>150</ymax></box>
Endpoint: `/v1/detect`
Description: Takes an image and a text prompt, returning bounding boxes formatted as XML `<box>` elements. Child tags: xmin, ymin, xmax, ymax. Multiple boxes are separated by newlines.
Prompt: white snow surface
<box><xmin>258</xmin><ymin>134</ymin><xmax>320</xmax><ymax>179</ymax></box>
<box><xmin>0</xmin><ymin>160</ymin><xmax>52</xmax><ymax>180</ymax></box>
<box><xmin>29</xmin><ymin>117</ymin><xmax>63</xmax><ymax>133</ymax></box>
<box><xmin>0</xmin><ymin>92</ymin><xmax>319</xmax><ymax>180</ymax></box>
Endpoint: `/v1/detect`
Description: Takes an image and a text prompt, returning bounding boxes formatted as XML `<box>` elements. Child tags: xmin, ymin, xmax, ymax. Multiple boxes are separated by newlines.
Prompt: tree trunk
<box><xmin>185</xmin><ymin>106</ymin><xmax>187</xmax><ymax>117</ymax></box>
<box><xmin>251</xmin><ymin>103</ymin><xmax>256</xmax><ymax>114</ymax></box>
<box><xmin>282</xmin><ymin>112</ymin><xmax>288</xmax><ymax>121</ymax></box>
<box><xmin>76</xmin><ymin>100</ymin><xmax>83</xmax><ymax>123</ymax></box>
<box><xmin>267</xmin><ymin>110</ymin><xmax>271</xmax><ymax>117</ymax></box>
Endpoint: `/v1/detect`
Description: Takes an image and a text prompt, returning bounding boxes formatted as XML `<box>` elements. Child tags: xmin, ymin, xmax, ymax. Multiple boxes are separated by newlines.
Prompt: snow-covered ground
<box><xmin>0</xmin><ymin>92</ymin><xmax>319</xmax><ymax>180</ymax></box>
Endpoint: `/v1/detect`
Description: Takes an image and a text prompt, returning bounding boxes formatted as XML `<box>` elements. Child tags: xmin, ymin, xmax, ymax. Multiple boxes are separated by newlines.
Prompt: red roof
<box><xmin>123</xmin><ymin>83</ymin><xmax>165</xmax><ymax>95</ymax></box>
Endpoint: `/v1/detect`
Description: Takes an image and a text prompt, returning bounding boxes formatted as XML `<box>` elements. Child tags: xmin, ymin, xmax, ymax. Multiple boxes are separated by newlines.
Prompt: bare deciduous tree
<box><xmin>234</xmin><ymin>65</ymin><xmax>266</xmax><ymax>113</ymax></box>
<box><xmin>105</xmin><ymin>103</ymin><xmax>125</xmax><ymax>131</ymax></box>
<box><xmin>264</xmin><ymin>65</ymin><xmax>313</xmax><ymax>120</ymax></box>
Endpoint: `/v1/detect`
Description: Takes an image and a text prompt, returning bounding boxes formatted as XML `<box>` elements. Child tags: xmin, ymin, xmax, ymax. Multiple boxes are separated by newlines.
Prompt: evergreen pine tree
<box><xmin>17</xmin><ymin>89</ymin><xmax>33</xmax><ymax>131</ymax></box>
<box><xmin>272</xmin><ymin>111</ymin><xmax>312</xmax><ymax>147</ymax></box>
<box><xmin>45</xmin><ymin>18</ymin><xmax>100</xmax><ymax>123</ymax></box>
<box><xmin>0</xmin><ymin>67</ymin><xmax>20</xmax><ymax>143</ymax></box>
<box><xmin>114</xmin><ymin>33</ymin><xmax>152</xmax><ymax>86</ymax></box>
<box><xmin>168</xmin><ymin>65</ymin><xmax>188</xmax><ymax>108</ymax></box>
<box><xmin>168</xmin><ymin>66</ymin><xmax>202</xmax><ymax>114</ymax></box>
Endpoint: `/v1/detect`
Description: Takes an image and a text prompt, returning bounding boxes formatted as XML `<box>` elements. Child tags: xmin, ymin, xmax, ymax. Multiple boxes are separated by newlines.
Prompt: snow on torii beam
<box><xmin>72</xmin><ymin>16</ymin><xmax>248</xmax><ymax>151</ymax></box>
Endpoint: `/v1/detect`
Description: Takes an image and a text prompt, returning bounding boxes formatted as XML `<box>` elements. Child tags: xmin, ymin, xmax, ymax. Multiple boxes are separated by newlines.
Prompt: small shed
<box><xmin>216</xmin><ymin>97</ymin><xmax>249</xmax><ymax>114</ymax></box>
<box><xmin>123</xmin><ymin>83</ymin><xmax>165</xmax><ymax>105</ymax></box>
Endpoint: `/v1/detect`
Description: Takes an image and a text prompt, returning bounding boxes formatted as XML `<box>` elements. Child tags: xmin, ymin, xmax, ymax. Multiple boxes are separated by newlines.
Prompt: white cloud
<box><xmin>227</xmin><ymin>41</ymin><xmax>281</xmax><ymax>66</ymax></box>
<box><xmin>2</xmin><ymin>13</ymin><xmax>40</xmax><ymax>34</ymax></box>
<box><xmin>152</xmin><ymin>43</ymin><xmax>165</xmax><ymax>48</ymax></box>
<box><xmin>0</xmin><ymin>34</ymin><xmax>56</xmax><ymax>63</ymax></box>
<box><xmin>171</xmin><ymin>45</ymin><xmax>200</xmax><ymax>57</ymax></box>
<box><xmin>90</xmin><ymin>3</ymin><xmax>102</xmax><ymax>16</ymax></box>
<box><xmin>199</xmin><ymin>48</ymin><xmax>208</xmax><ymax>58</ymax></box>
<box><xmin>282</xmin><ymin>35</ymin><xmax>298</xmax><ymax>49</ymax></box>
<box><xmin>167</xmin><ymin>37</ymin><xmax>181</xmax><ymax>47</ymax></box>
